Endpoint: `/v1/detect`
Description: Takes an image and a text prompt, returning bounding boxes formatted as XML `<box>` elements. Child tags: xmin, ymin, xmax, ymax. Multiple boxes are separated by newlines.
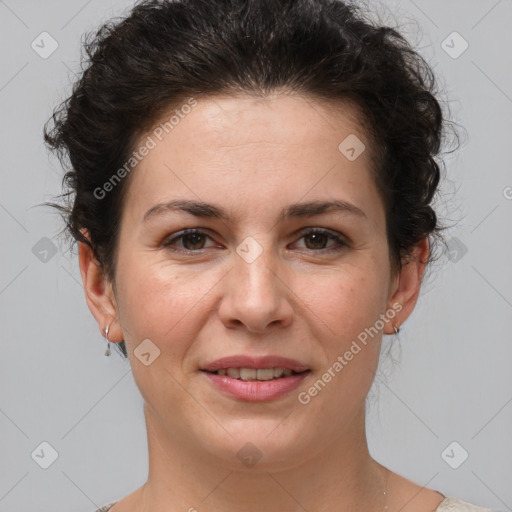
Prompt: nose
<box><xmin>217</xmin><ymin>240</ymin><xmax>294</xmax><ymax>334</ymax></box>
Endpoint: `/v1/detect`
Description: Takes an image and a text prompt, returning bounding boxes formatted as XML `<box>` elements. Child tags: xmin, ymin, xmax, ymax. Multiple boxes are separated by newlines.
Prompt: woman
<box><xmin>43</xmin><ymin>0</ymin><xmax>496</xmax><ymax>511</ymax></box>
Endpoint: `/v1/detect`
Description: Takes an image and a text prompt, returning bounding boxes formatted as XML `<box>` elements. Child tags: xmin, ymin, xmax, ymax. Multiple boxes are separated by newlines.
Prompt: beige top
<box><xmin>93</xmin><ymin>495</ymin><xmax>497</xmax><ymax>511</ymax></box>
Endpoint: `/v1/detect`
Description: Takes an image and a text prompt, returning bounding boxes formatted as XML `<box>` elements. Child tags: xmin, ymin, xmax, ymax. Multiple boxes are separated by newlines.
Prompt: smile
<box><xmin>201</xmin><ymin>368</ymin><xmax>311</xmax><ymax>401</ymax></box>
<box><xmin>204</xmin><ymin>367</ymin><xmax>307</xmax><ymax>381</ymax></box>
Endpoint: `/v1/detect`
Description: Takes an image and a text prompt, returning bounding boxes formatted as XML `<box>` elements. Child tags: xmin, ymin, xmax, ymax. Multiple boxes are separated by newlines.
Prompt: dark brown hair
<box><xmin>43</xmin><ymin>0</ymin><xmax>458</xmax><ymax>358</ymax></box>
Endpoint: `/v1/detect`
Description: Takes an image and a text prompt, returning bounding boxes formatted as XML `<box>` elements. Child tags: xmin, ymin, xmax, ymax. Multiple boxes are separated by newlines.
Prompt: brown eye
<box><xmin>162</xmin><ymin>229</ymin><xmax>214</xmax><ymax>252</ymax></box>
<box><xmin>304</xmin><ymin>232</ymin><xmax>329</xmax><ymax>250</ymax></box>
<box><xmin>180</xmin><ymin>233</ymin><xmax>207</xmax><ymax>250</ymax></box>
<box><xmin>293</xmin><ymin>229</ymin><xmax>348</xmax><ymax>253</ymax></box>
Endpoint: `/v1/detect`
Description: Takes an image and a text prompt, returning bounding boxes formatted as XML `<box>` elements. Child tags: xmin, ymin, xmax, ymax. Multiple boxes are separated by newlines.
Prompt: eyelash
<box><xmin>162</xmin><ymin>228</ymin><xmax>348</xmax><ymax>254</ymax></box>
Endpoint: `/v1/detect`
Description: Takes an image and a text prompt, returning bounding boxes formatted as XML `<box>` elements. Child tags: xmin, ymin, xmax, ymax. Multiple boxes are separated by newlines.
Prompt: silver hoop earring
<box><xmin>104</xmin><ymin>325</ymin><xmax>111</xmax><ymax>357</ymax></box>
<box><xmin>393</xmin><ymin>324</ymin><xmax>400</xmax><ymax>335</ymax></box>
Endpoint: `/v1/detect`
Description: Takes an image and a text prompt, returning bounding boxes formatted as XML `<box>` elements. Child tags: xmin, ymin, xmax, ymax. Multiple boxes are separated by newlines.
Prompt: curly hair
<box><xmin>43</xmin><ymin>0</ymin><xmax>458</xmax><ymax>359</ymax></box>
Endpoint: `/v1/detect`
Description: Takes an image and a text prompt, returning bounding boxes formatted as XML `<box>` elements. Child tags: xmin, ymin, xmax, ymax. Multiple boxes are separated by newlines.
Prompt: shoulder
<box><xmin>92</xmin><ymin>502</ymin><xmax>117</xmax><ymax>512</ymax></box>
<box><xmin>435</xmin><ymin>496</ymin><xmax>497</xmax><ymax>512</ymax></box>
<box><xmin>92</xmin><ymin>497</ymin><xmax>498</xmax><ymax>511</ymax></box>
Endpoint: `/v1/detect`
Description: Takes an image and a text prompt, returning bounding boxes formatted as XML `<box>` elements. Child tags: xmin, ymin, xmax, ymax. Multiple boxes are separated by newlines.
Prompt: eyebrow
<box><xmin>142</xmin><ymin>198</ymin><xmax>367</xmax><ymax>224</ymax></box>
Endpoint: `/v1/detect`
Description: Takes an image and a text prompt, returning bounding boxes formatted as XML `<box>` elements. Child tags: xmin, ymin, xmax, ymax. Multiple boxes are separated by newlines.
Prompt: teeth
<box><xmin>240</xmin><ymin>368</ymin><xmax>257</xmax><ymax>380</ymax></box>
<box><xmin>256</xmin><ymin>368</ymin><xmax>275</xmax><ymax>380</ymax></box>
<box><xmin>213</xmin><ymin>367</ymin><xmax>302</xmax><ymax>381</ymax></box>
<box><xmin>273</xmin><ymin>367</ymin><xmax>284</xmax><ymax>378</ymax></box>
<box><xmin>227</xmin><ymin>368</ymin><xmax>240</xmax><ymax>379</ymax></box>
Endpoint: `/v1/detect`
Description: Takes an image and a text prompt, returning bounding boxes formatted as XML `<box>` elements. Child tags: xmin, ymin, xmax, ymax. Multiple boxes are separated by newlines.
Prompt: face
<box><xmin>81</xmin><ymin>93</ymin><xmax>426</xmax><ymax>470</ymax></box>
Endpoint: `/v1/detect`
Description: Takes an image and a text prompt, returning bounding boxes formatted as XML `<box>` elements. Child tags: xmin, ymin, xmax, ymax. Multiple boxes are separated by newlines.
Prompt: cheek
<box><xmin>308</xmin><ymin>271</ymin><xmax>387</xmax><ymax>392</ymax></box>
<box><xmin>303</xmin><ymin>266</ymin><xmax>387</xmax><ymax>335</ymax></box>
<box><xmin>114</xmin><ymin>256</ymin><xmax>195</xmax><ymax>343</ymax></box>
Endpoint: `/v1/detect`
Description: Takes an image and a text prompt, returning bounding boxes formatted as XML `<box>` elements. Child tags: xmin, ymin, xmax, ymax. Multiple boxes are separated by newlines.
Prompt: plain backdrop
<box><xmin>0</xmin><ymin>1</ymin><xmax>511</xmax><ymax>511</ymax></box>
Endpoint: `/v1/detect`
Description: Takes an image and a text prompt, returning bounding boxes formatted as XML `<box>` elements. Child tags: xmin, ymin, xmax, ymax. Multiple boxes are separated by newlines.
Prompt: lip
<box><xmin>200</xmin><ymin>355</ymin><xmax>311</xmax><ymax>402</ymax></box>
<box><xmin>202</xmin><ymin>371</ymin><xmax>310</xmax><ymax>401</ymax></box>
<box><xmin>200</xmin><ymin>355</ymin><xmax>309</xmax><ymax>373</ymax></box>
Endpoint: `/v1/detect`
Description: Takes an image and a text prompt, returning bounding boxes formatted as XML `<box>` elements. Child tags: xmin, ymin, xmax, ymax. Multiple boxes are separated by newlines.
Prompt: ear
<box><xmin>78</xmin><ymin>228</ymin><xmax>123</xmax><ymax>343</ymax></box>
<box><xmin>384</xmin><ymin>237</ymin><xmax>430</xmax><ymax>334</ymax></box>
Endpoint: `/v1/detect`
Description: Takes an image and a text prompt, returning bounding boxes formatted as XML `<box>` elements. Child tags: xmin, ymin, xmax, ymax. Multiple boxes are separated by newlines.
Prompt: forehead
<box><xmin>121</xmin><ymin>92</ymin><xmax>382</xmax><ymax>227</ymax></box>
<box><xmin>166</xmin><ymin>92</ymin><xmax>369</xmax><ymax>153</ymax></box>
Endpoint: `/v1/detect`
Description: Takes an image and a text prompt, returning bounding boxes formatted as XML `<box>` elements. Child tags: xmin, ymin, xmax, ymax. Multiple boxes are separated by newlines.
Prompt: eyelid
<box><xmin>291</xmin><ymin>227</ymin><xmax>349</xmax><ymax>254</ymax></box>
<box><xmin>162</xmin><ymin>228</ymin><xmax>218</xmax><ymax>251</ymax></box>
<box><xmin>293</xmin><ymin>227</ymin><xmax>348</xmax><ymax>248</ymax></box>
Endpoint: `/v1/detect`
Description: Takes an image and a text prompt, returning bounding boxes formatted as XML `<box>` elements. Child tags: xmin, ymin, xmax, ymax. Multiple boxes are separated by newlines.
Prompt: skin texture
<box><xmin>79</xmin><ymin>93</ymin><xmax>443</xmax><ymax>512</ymax></box>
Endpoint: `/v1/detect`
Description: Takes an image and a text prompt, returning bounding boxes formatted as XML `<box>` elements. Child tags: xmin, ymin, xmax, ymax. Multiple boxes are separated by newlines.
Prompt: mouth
<box><xmin>200</xmin><ymin>367</ymin><xmax>311</xmax><ymax>401</ymax></box>
<box><xmin>201</xmin><ymin>367</ymin><xmax>310</xmax><ymax>381</ymax></box>
<box><xmin>199</xmin><ymin>355</ymin><xmax>311</xmax><ymax>401</ymax></box>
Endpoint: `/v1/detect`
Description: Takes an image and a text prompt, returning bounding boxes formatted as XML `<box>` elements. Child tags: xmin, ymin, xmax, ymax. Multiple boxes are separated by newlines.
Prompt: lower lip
<box><xmin>201</xmin><ymin>371</ymin><xmax>310</xmax><ymax>401</ymax></box>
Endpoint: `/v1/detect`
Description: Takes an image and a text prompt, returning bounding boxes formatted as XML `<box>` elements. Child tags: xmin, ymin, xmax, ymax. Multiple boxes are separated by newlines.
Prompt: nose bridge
<box><xmin>234</xmin><ymin>234</ymin><xmax>281</xmax><ymax>301</ymax></box>
<box><xmin>219</xmin><ymin>234</ymin><xmax>292</xmax><ymax>331</ymax></box>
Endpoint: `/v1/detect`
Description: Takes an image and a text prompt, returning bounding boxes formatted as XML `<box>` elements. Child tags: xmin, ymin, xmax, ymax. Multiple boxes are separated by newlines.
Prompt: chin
<box><xmin>193</xmin><ymin>418</ymin><xmax>317</xmax><ymax>470</ymax></box>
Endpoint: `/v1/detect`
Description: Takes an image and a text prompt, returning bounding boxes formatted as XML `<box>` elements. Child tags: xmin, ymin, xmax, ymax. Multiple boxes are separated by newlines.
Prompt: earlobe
<box><xmin>384</xmin><ymin>237</ymin><xmax>430</xmax><ymax>335</ymax></box>
<box><xmin>78</xmin><ymin>229</ymin><xmax>123</xmax><ymax>342</ymax></box>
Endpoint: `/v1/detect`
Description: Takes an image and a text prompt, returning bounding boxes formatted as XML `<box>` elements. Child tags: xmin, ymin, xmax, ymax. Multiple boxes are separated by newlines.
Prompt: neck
<box><xmin>134</xmin><ymin>402</ymin><xmax>388</xmax><ymax>512</ymax></box>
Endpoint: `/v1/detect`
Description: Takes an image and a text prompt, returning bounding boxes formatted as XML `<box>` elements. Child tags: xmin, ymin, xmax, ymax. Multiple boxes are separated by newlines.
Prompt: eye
<box><xmin>162</xmin><ymin>229</ymin><xmax>216</xmax><ymax>252</ymax></box>
<box><xmin>162</xmin><ymin>228</ymin><xmax>349</xmax><ymax>254</ymax></box>
<box><xmin>292</xmin><ymin>228</ymin><xmax>348</xmax><ymax>253</ymax></box>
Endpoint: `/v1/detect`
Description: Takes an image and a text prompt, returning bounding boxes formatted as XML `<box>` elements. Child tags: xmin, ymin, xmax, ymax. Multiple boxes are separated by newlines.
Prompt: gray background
<box><xmin>0</xmin><ymin>0</ymin><xmax>511</xmax><ymax>511</ymax></box>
